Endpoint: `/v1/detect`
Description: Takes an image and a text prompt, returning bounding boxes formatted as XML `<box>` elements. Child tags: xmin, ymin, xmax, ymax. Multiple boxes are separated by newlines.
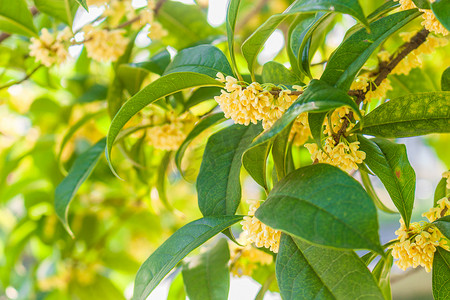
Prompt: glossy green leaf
<box><xmin>182</xmin><ymin>238</ymin><xmax>230</xmax><ymax>300</ymax></box>
<box><xmin>197</xmin><ymin>124</ymin><xmax>262</xmax><ymax>216</ymax></box>
<box><xmin>132</xmin><ymin>215</ymin><xmax>243</xmax><ymax>300</ymax></box>
<box><xmin>272</xmin><ymin>123</ymin><xmax>294</xmax><ymax>180</ymax></box>
<box><xmin>387</xmin><ymin>68</ymin><xmax>437</xmax><ymax>99</ymax></box>
<box><xmin>54</xmin><ymin>138</ymin><xmax>106</xmax><ymax>236</ymax></box>
<box><xmin>433</xmin><ymin>216</ymin><xmax>450</xmax><ymax>240</ymax></box>
<box><xmin>372</xmin><ymin>253</ymin><xmax>393</xmax><ymax>300</ymax></box>
<box><xmin>175</xmin><ymin>113</ymin><xmax>226</xmax><ymax>176</ymax></box>
<box><xmin>360</xmin><ymin>169</ymin><xmax>398</xmax><ymax>214</ymax></box>
<box><xmin>321</xmin><ymin>10</ymin><xmax>420</xmax><ymax>90</ymax></box>
<box><xmin>117</xmin><ymin>65</ymin><xmax>149</xmax><ymax>96</ymax></box>
<box><xmin>185</xmin><ymin>86</ymin><xmax>222</xmax><ymax>109</ymax></box>
<box><xmin>242</xmin><ymin>0</ymin><xmax>368</xmax><ymax>77</ymax></box>
<box><xmin>256</xmin><ymin>164</ymin><xmax>383</xmax><ymax>253</ymax></box>
<box><xmin>358</xmin><ymin>92</ymin><xmax>450</xmax><ymax>138</ymax></box>
<box><xmin>106</xmin><ymin>72</ymin><xmax>222</xmax><ymax>177</ymax></box>
<box><xmin>250</xmin><ymin>79</ymin><xmax>362</xmax><ymax>149</ymax></box>
<box><xmin>243</xmin><ymin>140</ymin><xmax>271</xmax><ymax>191</ymax></box>
<box><xmin>156</xmin><ymin>151</ymin><xmax>172</xmax><ymax>210</ymax></box>
<box><xmin>434</xmin><ymin>177</ymin><xmax>448</xmax><ymax>206</ymax></box>
<box><xmin>432</xmin><ymin>247</ymin><xmax>450</xmax><ymax>300</ymax></box>
<box><xmin>412</xmin><ymin>0</ymin><xmax>430</xmax><ymax>9</ymax></box>
<box><xmin>164</xmin><ymin>45</ymin><xmax>233</xmax><ymax>78</ymax></box>
<box><xmin>132</xmin><ymin>50</ymin><xmax>171</xmax><ymax>76</ymax></box>
<box><xmin>156</xmin><ymin>1</ymin><xmax>221</xmax><ymax>50</ymax></box>
<box><xmin>34</xmin><ymin>0</ymin><xmax>79</xmax><ymax>26</ymax></box>
<box><xmin>0</xmin><ymin>0</ymin><xmax>37</xmax><ymax>36</ymax></box>
<box><xmin>226</xmin><ymin>0</ymin><xmax>241</xmax><ymax>77</ymax></box>
<box><xmin>358</xmin><ymin>136</ymin><xmax>416</xmax><ymax>227</ymax></box>
<box><xmin>431</xmin><ymin>0</ymin><xmax>450</xmax><ymax>31</ymax></box>
<box><xmin>276</xmin><ymin>234</ymin><xmax>384</xmax><ymax>300</ymax></box>
<box><xmin>442</xmin><ymin>67</ymin><xmax>450</xmax><ymax>91</ymax></box>
<box><xmin>262</xmin><ymin>61</ymin><xmax>303</xmax><ymax>85</ymax></box>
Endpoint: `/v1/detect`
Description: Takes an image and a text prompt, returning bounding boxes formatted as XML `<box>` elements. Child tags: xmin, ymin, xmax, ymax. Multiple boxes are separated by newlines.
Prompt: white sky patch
<box><xmin>132</xmin><ymin>0</ymin><xmax>147</xmax><ymax>8</ymax></box>
<box><xmin>73</xmin><ymin>5</ymin><xmax>105</xmax><ymax>32</ymax></box>
<box><xmin>173</xmin><ymin>0</ymin><xmax>196</xmax><ymax>4</ymax></box>
<box><xmin>207</xmin><ymin>0</ymin><xmax>227</xmax><ymax>27</ymax></box>
<box><xmin>257</xmin><ymin>29</ymin><xmax>285</xmax><ymax>66</ymax></box>
<box><xmin>136</xmin><ymin>25</ymin><xmax>152</xmax><ymax>47</ymax></box>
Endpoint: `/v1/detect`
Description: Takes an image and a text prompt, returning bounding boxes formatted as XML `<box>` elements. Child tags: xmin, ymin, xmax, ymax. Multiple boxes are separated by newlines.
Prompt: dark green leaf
<box><xmin>357</xmin><ymin>92</ymin><xmax>450</xmax><ymax>138</ymax></box>
<box><xmin>106</xmin><ymin>72</ymin><xmax>222</xmax><ymax>177</ymax></box>
<box><xmin>75</xmin><ymin>0</ymin><xmax>88</xmax><ymax>11</ymax></box>
<box><xmin>433</xmin><ymin>216</ymin><xmax>450</xmax><ymax>240</ymax></box>
<box><xmin>243</xmin><ymin>140</ymin><xmax>271</xmax><ymax>191</ymax></box>
<box><xmin>276</xmin><ymin>234</ymin><xmax>384</xmax><ymax>300</ymax></box>
<box><xmin>34</xmin><ymin>0</ymin><xmax>79</xmax><ymax>26</ymax></box>
<box><xmin>358</xmin><ymin>137</ymin><xmax>415</xmax><ymax>227</ymax></box>
<box><xmin>132</xmin><ymin>215</ymin><xmax>243</xmax><ymax>300</ymax></box>
<box><xmin>164</xmin><ymin>45</ymin><xmax>233</xmax><ymax>78</ymax></box>
<box><xmin>256</xmin><ymin>164</ymin><xmax>383</xmax><ymax>253</ymax></box>
<box><xmin>132</xmin><ymin>50</ymin><xmax>171</xmax><ymax>76</ymax></box>
<box><xmin>197</xmin><ymin>124</ymin><xmax>263</xmax><ymax>216</ymax></box>
<box><xmin>0</xmin><ymin>0</ymin><xmax>38</xmax><ymax>36</ymax></box>
<box><xmin>360</xmin><ymin>169</ymin><xmax>398</xmax><ymax>214</ymax></box>
<box><xmin>387</xmin><ymin>68</ymin><xmax>437</xmax><ymax>99</ymax></box>
<box><xmin>262</xmin><ymin>61</ymin><xmax>303</xmax><ymax>85</ymax></box>
<box><xmin>372</xmin><ymin>253</ymin><xmax>393</xmax><ymax>300</ymax></box>
<box><xmin>432</xmin><ymin>247</ymin><xmax>450</xmax><ymax>300</ymax></box>
<box><xmin>250</xmin><ymin>79</ymin><xmax>362</xmax><ymax>149</ymax></box>
<box><xmin>226</xmin><ymin>0</ymin><xmax>241</xmax><ymax>76</ymax></box>
<box><xmin>434</xmin><ymin>177</ymin><xmax>448</xmax><ymax>206</ymax></box>
<box><xmin>54</xmin><ymin>138</ymin><xmax>106</xmax><ymax>236</ymax></box>
<box><xmin>442</xmin><ymin>67</ymin><xmax>450</xmax><ymax>91</ymax></box>
<box><xmin>156</xmin><ymin>151</ymin><xmax>172</xmax><ymax>210</ymax></box>
<box><xmin>182</xmin><ymin>239</ymin><xmax>230</xmax><ymax>300</ymax></box>
<box><xmin>117</xmin><ymin>65</ymin><xmax>150</xmax><ymax>96</ymax></box>
<box><xmin>185</xmin><ymin>86</ymin><xmax>222</xmax><ymax>109</ymax></box>
<box><xmin>272</xmin><ymin>122</ymin><xmax>294</xmax><ymax>180</ymax></box>
<box><xmin>413</xmin><ymin>0</ymin><xmax>430</xmax><ymax>9</ymax></box>
<box><xmin>321</xmin><ymin>10</ymin><xmax>420</xmax><ymax>90</ymax></box>
<box><xmin>175</xmin><ymin>113</ymin><xmax>226</xmax><ymax>176</ymax></box>
<box><xmin>431</xmin><ymin>0</ymin><xmax>450</xmax><ymax>31</ymax></box>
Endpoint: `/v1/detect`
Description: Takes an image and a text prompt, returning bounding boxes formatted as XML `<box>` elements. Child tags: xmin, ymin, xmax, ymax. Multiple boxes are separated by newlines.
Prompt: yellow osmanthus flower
<box><xmin>390</xmin><ymin>200</ymin><xmax>450</xmax><ymax>272</ymax></box>
<box><xmin>443</xmin><ymin>171</ymin><xmax>450</xmax><ymax>189</ymax></box>
<box><xmin>229</xmin><ymin>233</ymin><xmax>273</xmax><ymax>277</ymax></box>
<box><xmin>29</xmin><ymin>27</ymin><xmax>72</xmax><ymax>67</ymax></box>
<box><xmin>83</xmin><ymin>25</ymin><xmax>129</xmax><ymax>62</ymax></box>
<box><xmin>148</xmin><ymin>22</ymin><xmax>168</xmax><ymax>40</ymax></box>
<box><xmin>350</xmin><ymin>74</ymin><xmax>392</xmax><ymax>103</ymax></box>
<box><xmin>241</xmin><ymin>200</ymin><xmax>281</xmax><ymax>253</ymax></box>
<box><xmin>289</xmin><ymin>112</ymin><xmax>311</xmax><ymax>146</ymax></box>
<box><xmin>147</xmin><ymin>112</ymin><xmax>196</xmax><ymax>150</ymax></box>
<box><xmin>394</xmin><ymin>0</ymin><xmax>448</xmax><ymax>36</ymax></box>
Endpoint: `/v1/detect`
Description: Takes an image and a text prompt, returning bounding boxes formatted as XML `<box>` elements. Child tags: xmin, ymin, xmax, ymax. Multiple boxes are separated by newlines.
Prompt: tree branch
<box><xmin>0</xmin><ymin>64</ymin><xmax>42</xmax><ymax>90</ymax></box>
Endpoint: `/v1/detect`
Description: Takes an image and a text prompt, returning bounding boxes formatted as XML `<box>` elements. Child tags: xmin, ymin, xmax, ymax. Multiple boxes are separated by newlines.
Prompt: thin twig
<box><xmin>0</xmin><ymin>65</ymin><xmax>42</xmax><ymax>90</ymax></box>
<box><xmin>154</xmin><ymin>0</ymin><xmax>167</xmax><ymax>15</ymax></box>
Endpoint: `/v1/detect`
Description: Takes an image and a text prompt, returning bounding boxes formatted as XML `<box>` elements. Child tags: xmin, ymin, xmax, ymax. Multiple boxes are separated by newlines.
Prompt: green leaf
<box><xmin>241</xmin><ymin>0</ymin><xmax>369</xmax><ymax>76</ymax></box>
<box><xmin>226</xmin><ymin>0</ymin><xmax>241</xmax><ymax>77</ymax></box>
<box><xmin>34</xmin><ymin>0</ymin><xmax>79</xmax><ymax>26</ymax></box>
<box><xmin>272</xmin><ymin>122</ymin><xmax>294</xmax><ymax>180</ymax></box>
<box><xmin>276</xmin><ymin>234</ymin><xmax>384</xmax><ymax>300</ymax></box>
<box><xmin>197</xmin><ymin>124</ymin><xmax>263</xmax><ymax>216</ymax></box>
<box><xmin>431</xmin><ymin>0</ymin><xmax>450</xmax><ymax>31</ymax></box>
<box><xmin>358</xmin><ymin>136</ymin><xmax>416</xmax><ymax>227</ymax></box>
<box><xmin>321</xmin><ymin>9</ymin><xmax>420</xmax><ymax>90</ymax></box>
<box><xmin>0</xmin><ymin>0</ymin><xmax>38</xmax><ymax>36</ymax></box>
<box><xmin>117</xmin><ymin>65</ymin><xmax>150</xmax><ymax>96</ymax></box>
<box><xmin>372</xmin><ymin>253</ymin><xmax>393</xmax><ymax>300</ymax></box>
<box><xmin>357</xmin><ymin>92</ymin><xmax>450</xmax><ymax>138</ymax></box>
<box><xmin>433</xmin><ymin>215</ymin><xmax>450</xmax><ymax>240</ymax></box>
<box><xmin>156</xmin><ymin>1</ymin><xmax>221</xmax><ymax>50</ymax></box>
<box><xmin>262</xmin><ymin>61</ymin><xmax>303</xmax><ymax>85</ymax></box>
<box><xmin>132</xmin><ymin>215</ymin><xmax>243</xmax><ymax>300</ymax></box>
<box><xmin>360</xmin><ymin>169</ymin><xmax>398</xmax><ymax>214</ymax></box>
<box><xmin>434</xmin><ymin>177</ymin><xmax>448</xmax><ymax>206</ymax></box>
<box><xmin>175</xmin><ymin>113</ymin><xmax>225</xmax><ymax>177</ymax></box>
<box><xmin>242</xmin><ymin>140</ymin><xmax>271</xmax><ymax>191</ymax></box>
<box><xmin>164</xmin><ymin>45</ymin><xmax>233</xmax><ymax>78</ymax></box>
<box><xmin>167</xmin><ymin>271</ymin><xmax>186</xmax><ymax>300</ymax></box>
<box><xmin>156</xmin><ymin>151</ymin><xmax>173</xmax><ymax>210</ymax></box>
<box><xmin>387</xmin><ymin>68</ymin><xmax>437</xmax><ymax>99</ymax></box>
<box><xmin>256</xmin><ymin>164</ymin><xmax>383</xmax><ymax>253</ymax></box>
<box><xmin>106</xmin><ymin>72</ymin><xmax>222</xmax><ymax>177</ymax></box>
<box><xmin>54</xmin><ymin>138</ymin><xmax>106</xmax><ymax>236</ymax></box>
<box><xmin>132</xmin><ymin>50</ymin><xmax>171</xmax><ymax>76</ymax></box>
<box><xmin>250</xmin><ymin>79</ymin><xmax>362</xmax><ymax>149</ymax></box>
<box><xmin>432</xmin><ymin>247</ymin><xmax>450</xmax><ymax>300</ymax></box>
<box><xmin>182</xmin><ymin>239</ymin><xmax>230</xmax><ymax>300</ymax></box>
<box><xmin>442</xmin><ymin>67</ymin><xmax>450</xmax><ymax>91</ymax></box>
<box><xmin>75</xmin><ymin>0</ymin><xmax>88</xmax><ymax>11</ymax></box>
<box><xmin>185</xmin><ymin>86</ymin><xmax>222</xmax><ymax>109</ymax></box>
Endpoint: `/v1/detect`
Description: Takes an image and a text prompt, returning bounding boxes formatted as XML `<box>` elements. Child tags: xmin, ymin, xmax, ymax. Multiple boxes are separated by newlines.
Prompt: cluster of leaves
<box><xmin>1</xmin><ymin>0</ymin><xmax>450</xmax><ymax>299</ymax></box>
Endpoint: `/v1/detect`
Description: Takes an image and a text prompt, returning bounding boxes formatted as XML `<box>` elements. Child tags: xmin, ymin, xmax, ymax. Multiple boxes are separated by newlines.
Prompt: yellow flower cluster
<box><xmin>441</xmin><ymin>171</ymin><xmax>450</xmax><ymax>189</ymax></box>
<box><xmin>289</xmin><ymin>113</ymin><xmax>311</xmax><ymax>146</ymax></box>
<box><xmin>228</xmin><ymin>233</ymin><xmax>273</xmax><ymax>277</ymax></box>
<box><xmin>241</xmin><ymin>200</ymin><xmax>281</xmax><ymax>253</ymax></box>
<box><xmin>395</xmin><ymin>0</ymin><xmax>448</xmax><ymax>35</ymax></box>
<box><xmin>304</xmin><ymin>107</ymin><xmax>366</xmax><ymax>172</ymax></box>
<box><xmin>147</xmin><ymin>112</ymin><xmax>196</xmax><ymax>150</ymax></box>
<box><xmin>390</xmin><ymin>199</ymin><xmax>450</xmax><ymax>272</ymax></box>
<box><xmin>215</xmin><ymin>73</ymin><xmax>300</xmax><ymax>130</ymax></box>
<box><xmin>29</xmin><ymin>28</ymin><xmax>72</xmax><ymax>67</ymax></box>
<box><xmin>350</xmin><ymin>74</ymin><xmax>392</xmax><ymax>103</ymax></box>
<box><xmin>392</xmin><ymin>32</ymin><xmax>448</xmax><ymax>75</ymax></box>
<box><xmin>83</xmin><ymin>25</ymin><xmax>129</xmax><ymax>62</ymax></box>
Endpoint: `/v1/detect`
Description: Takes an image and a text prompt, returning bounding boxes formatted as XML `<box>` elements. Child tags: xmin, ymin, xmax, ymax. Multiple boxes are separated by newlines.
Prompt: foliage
<box><xmin>0</xmin><ymin>0</ymin><xmax>450</xmax><ymax>299</ymax></box>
